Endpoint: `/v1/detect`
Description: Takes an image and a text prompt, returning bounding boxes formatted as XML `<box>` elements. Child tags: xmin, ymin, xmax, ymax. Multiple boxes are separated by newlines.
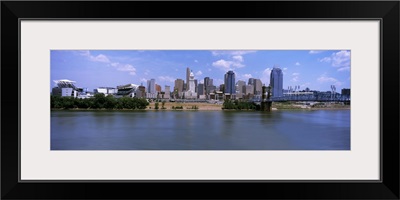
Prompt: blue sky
<box><xmin>51</xmin><ymin>50</ymin><xmax>351</xmax><ymax>92</ymax></box>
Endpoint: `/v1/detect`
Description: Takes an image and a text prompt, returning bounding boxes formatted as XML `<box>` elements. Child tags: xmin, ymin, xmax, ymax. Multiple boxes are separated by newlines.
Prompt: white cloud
<box><xmin>309</xmin><ymin>50</ymin><xmax>324</xmax><ymax>54</ymax></box>
<box><xmin>317</xmin><ymin>73</ymin><xmax>342</xmax><ymax>86</ymax></box>
<box><xmin>212</xmin><ymin>59</ymin><xmax>231</xmax><ymax>71</ymax></box>
<box><xmin>208</xmin><ymin>68</ymin><xmax>212</xmax><ymax>72</ymax></box>
<box><xmin>283</xmin><ymin>68</ymin><xmax>288</xmax><ymax>70</ymax></box>
<box><xmin>140</xmin><ymin>78</ymin><xmax>148</xmax><ymax>83</ymax></box>
<box><xmin>319</xmin><ymin>57</ymin><xmax>331</xmax><ymax>62</ymax></box>
<box><xmin>232</xmin><ymin>55</ymin><xmax>243</xmax><ymax>62</ymax></box>
<box><xmin>158</xmin><ymin>76</ymin><xmax>175</xmax><ymax>83</ymax></box>
<box><xmin>194</xmin><ymin>60</ymin><xmax>198</xmax><ymax>63</ymax></box>
<box><xmin>292</xmin><ymin>73</ymin><xmax>300</xmax><ymax>76</ymax></box>
<box><xmin>111</xmin><ymin>63</ymin><xmax>136</xmax><ymax>75</ymax></box>
<box><xmin>338</xmin><ymin>66</ymin><xmax>350</xmax><ymax>72</ymax></box>
<box><xmin>196</xmin><ymin>70</ymin><xmax>203</xmax><ymax>76</ymax></box>
<box><xmin>319</xmin><ymin>50</ymin><xmax>351</xmax><ymax>71</ymax></box>
<box><xmin>331</xmin><ymin>50</ymin><xmax>351</xmax><ymax>67</ymax></box>
<box><xmin>116</xmin><ymin>64</ymin><xmax>136</xmax><ymax>75</ymax></box>
<box><xmin>211</xmin><ymin>51</ymin><xmax>251</xmax><ymax>71</ymax></box>
<box><xmin>317</xmin><ymin>76</ymin><xmax>337</xmax><ymax>83</ymax></box>
<box><xmin>144</xmin><ymin>70</ymin><xmax>150</xmax><ymax>75</ymax></box>
<box><xmin>79</xmin><ymin>51</ymin><xmax>110</xmax><ymax>63</ymax></box>
<box><xmin>212</xmin><ymin>59</ymin><xmax>244</xmax><ymax>71</ymax></box>
<box><xmin>90</xmin><ymin>54</ymin><xmax>110</xmax><ymax>63</ymax></box>
<box><xmin>295</xmin><ymin>62</ymin><xmax>300</xmax><ymax>66</ymax></box>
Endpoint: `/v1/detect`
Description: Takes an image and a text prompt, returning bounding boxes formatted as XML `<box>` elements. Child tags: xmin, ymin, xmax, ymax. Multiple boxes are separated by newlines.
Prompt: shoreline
<box><xmin>51</xmin><ymin>102</ymin><xmax>350</xmax><ymax>111</ymax></box>
<box><xmin>51</xmin><ymin>106</ymin><xmax>350</xmax><ymax>111</ymax></box>
<box><xmin>51</xmin><ymin>101</ymin><xmax>350</xmax><ymax>111</ymax></box>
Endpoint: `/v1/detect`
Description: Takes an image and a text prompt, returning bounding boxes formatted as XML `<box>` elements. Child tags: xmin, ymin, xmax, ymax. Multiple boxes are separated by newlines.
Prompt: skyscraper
<box><xmin>147</xmin><ymin>79</ymin><xmax>156</xmax><ymax>94</ymax></box>
<box><xmin>174</xmin><ymin>79</ymin><xmax>184</xmax><ymax>93</ymax></box>
<box><xmin>254</xmin><ymin>79</ymin><xmax>263</xmax><ymax>95</ymax></box>
<box><xmin>204</xmin><ymin>77</ymin><xmax>214</xmax><ymax>94</ymax></box>
<box><xmin>194</xmin><ymin>79</ymin><xmax>198</xmax><ymax>92</ymax></box>
<box><xmin>197</xmin><ymin>83</ymin><xmax>204</xmax><ymax>95</ymax></box>
<box><xmin>186</xmin><ymin>67</ymin><xmax>190</xmax><ymax>91</ymax></box>
<box><xmin>164</xmin><ymin>85</ymin><xmax>171</xmax><ymax>99</ymax></box>
<box><xmin>236</xmin><ymin>80</ymin><xmax>246</xmax><ymax>98</ymax></box>
<box><xmin>270</xmin><ymin>67</ymin><xmax>283</xmax><ymax>97</ymax></box>
<box><xmin>248</xmin><ymin>78</ymin><xmax>262</xmax><ymax>95</ymax></box>
<box><xmin>248</xmin><ymin>78</ymin><xmax>255</xmax><ymax>86</ymax></box>
<box><xmin>224</xmin><ymin>70</ymin><xmax>236</xmax><ymax>94</ymax></box>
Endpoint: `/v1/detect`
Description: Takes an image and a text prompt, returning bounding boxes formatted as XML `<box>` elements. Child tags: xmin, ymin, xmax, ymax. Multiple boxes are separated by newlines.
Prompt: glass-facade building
<box><xmin>270</xmin><ymin>67</ymin><xmax>283</xmax><ymax>97</ymax></box>
<box><xmin>147</xmin><ymin>79</ymin><xmax>156</xmax><ymax>94</ymax></box>
<box><xmin>224</xmin><ymin>70</ymin><xmax>236</xmax><ymax>94</ymax></box>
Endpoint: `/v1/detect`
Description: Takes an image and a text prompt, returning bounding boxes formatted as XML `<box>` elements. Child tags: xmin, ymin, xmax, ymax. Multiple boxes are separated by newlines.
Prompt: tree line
<box><xmin>51</xmin><ymin>94</ymin><xmax>149</xmax><ymax>110</ymax></box>
<box><xmin>222</xmin><ymin>99</ymin><xmax>257</xmax><ymax>110</ymax></box>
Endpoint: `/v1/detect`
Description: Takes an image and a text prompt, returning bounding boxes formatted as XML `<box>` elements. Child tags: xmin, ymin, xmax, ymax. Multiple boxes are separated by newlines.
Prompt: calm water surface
<box><xmin>51</xmin><ymin>110</ymin><xmax>350</xmax><ymax>150</ymax></box>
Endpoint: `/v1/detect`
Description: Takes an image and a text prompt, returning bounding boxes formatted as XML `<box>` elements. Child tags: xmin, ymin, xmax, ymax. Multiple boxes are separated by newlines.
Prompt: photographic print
<box><xmin>4</xmin><ymin>0</ymin><xmax>397</xmax><ymax>198</ymax></box>
<box><xmin>51</xmin><ymin>50</ymin><xmax>351</xmax><ymax>150</ymax></box>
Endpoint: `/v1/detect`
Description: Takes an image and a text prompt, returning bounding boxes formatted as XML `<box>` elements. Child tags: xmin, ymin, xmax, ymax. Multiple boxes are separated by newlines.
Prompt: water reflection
<box><xmin>51</xmin><ymin>110</ymin><xmax>350</xmax><ymax>150</ymax></box>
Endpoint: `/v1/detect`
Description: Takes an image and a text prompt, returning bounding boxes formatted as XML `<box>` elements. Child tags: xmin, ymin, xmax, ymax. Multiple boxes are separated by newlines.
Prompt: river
<box><xmin>51</xmin><ymin>110</ymin><xmax>350</xmax><ymax>150</ymax></box>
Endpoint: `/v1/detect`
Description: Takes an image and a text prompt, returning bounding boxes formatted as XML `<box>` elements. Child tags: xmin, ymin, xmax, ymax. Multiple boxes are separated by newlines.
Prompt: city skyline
<box><xmin>51</xmin><ymin>50</ymin><xmax>351</xmax><ymax>92</ymax></box>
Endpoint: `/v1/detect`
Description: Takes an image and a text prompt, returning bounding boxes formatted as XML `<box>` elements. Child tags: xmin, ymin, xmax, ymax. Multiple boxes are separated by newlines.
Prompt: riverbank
<box><xmin>51</xmin><ymin>102</ymin><xmax>350</xmax><ymax>111</ymax></box>
<box><xmin>148</xmin><ymin>102</ymin><xmax>223</xmax><ymax>111</ymax></box>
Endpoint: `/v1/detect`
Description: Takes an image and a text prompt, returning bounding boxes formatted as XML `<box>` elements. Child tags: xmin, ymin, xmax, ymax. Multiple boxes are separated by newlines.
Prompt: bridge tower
<box><xmin>260</xmin><ymin>85</ymin><xmax>272</xmax><ymax>111</ymax></box>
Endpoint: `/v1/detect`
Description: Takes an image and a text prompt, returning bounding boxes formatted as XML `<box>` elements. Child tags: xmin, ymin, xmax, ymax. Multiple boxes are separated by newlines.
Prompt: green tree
<box><xmin>104</xmin><ymin>95</ymin><xmax>116</xmax><ymax>109</ymax></box>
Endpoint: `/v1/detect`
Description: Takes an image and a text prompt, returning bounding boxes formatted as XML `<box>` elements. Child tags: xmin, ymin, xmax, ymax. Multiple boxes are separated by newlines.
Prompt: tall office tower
<box><xmin>186</xmin><ymin>67</ymin><xmax>190</xmax><ymax>91</ymax></box>
<box><xmin>224</xmin><ymin>70</ymin><xmax>236</xmax><ymax>94</ymax></box>
<box><xmin>194</xmin><ymin>79</ymin><xmax>198</xmax><ymax>92</ymax></box>
<box><xmin>248</xmin><ymin>78</ymin><xmax>255</xmax><ymax>86</ymax></box>
<box><xmin>164</xmin><ymin>85</ymin><xmax>171</xmax><ymax>99</ymax></box>
<box><xmin>236</xmin><ymin>80</ymin><xmax>246</xmax><ymax>96</ymax></box>
<box><xmin>254</xmin><ymin>79</ymin><xmax>263</xmax><ymax>95</ymax></box>
<box><xmin>270</xmin><ymin>67</ymin><xmax>283</xmax><ymax>97</ymax></box>
<box><xmin>174</xmin><ymin>79</ymin><xmax>184</xmax><ymax>93</ymax></box>
<box><xmin>197</xmin><ymin>83</ymin><xmax>204</xmax><ymax>95</ymax></box>
<box><xmin>147</xmin><ymin>79</ymin><xmax>156</xmax><ymax>94</ymax></box>
<box><xmin>243</xmin><ymin>85</ymin><xmax>254</xmax><ymax>95</ymax></box>
<box><xmin>204</xmin><ymin>77</ymin><xmax>211</xmax><ymax>94</ymax></box>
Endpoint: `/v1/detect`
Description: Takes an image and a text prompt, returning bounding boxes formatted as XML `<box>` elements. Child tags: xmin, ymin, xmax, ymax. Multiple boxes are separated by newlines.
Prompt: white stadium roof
<box><xmin>53</xmin><ymin>79</ymin><xmax>77</xmax><ymax>89</ymax></box>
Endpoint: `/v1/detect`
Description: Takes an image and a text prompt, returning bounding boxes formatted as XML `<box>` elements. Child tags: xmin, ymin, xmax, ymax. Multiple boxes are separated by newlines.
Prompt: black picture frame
<box><xmin>2</xmin><ymin>1</ymin><xmax>399</xmax><ymax>199</ymax></box>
